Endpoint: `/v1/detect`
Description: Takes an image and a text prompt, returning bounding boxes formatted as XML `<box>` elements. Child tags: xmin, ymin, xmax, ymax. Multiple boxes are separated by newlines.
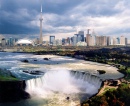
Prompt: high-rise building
<box><xmin>120</xmin><ymin>36</ymin><xmax>126</xmax><ymax>45</ymax></box>
<box><xmin>78</xmin><ymin>31</ymin><xmax>84</xmax><ymax>41</ymax></box>
<box><xmin>86</xmin><ymin>29</ymin><xmax>91</xmax><ymax>46</ymax></box>
<box><xmin>72</xmin><ymin>36</ymin><xmax>77</xmax><ymax>46</ymax></box>
<box><xmin>50</xmin><ymin>36</ymin><xmax>55</xmax><ymax>45</ymax></box>
<box><xmin>8</xmin><ymin>37</ymin><xmax>14</xmax><ymax>46</ymax></box>
<box><xmin>78</xmin><ymin>31</ymin><xmax>84</xmax><ymax>35</ymax></box>
<box><xmin>96</xmin><ymin>36</ymin><xmax>107</xmax><ymax>46</ymax></box>
<box><xmin>91</xmin><ymin>30</ymin><xmax>96</xmax><ymax>46</ymax></box>
<box><xmin>116</xmin><ymin>37</ymin><xmax>120</xmax><ymax>45</ymax></box>
<box><xmin>125</xmin><ymin>38</ymin><xmax>128</xmax><ymax>45</ymax></box>
<box><xmin>39</xmin><ymin>5</ymin><xmax>43</xmax><ymax>44</ymax></box>
<box><xmin>1</xmin><ymin>38</ymin><xmax>6</xmax><ymax>46</ymax></box>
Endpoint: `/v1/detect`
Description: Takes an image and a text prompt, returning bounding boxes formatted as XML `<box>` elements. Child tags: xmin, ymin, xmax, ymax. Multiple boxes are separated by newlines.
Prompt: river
<box><xmin>0</xmin><ymin>52</ymin><xmax>124</xmax><ymax>106</ymax></box>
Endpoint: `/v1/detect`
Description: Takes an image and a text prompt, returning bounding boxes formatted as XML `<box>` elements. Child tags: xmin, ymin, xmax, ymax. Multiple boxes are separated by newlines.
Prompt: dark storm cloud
<box><xmin>0</xmin><ymin>0</ymin><xmax>130</xmax><ymax>39</ymax></box>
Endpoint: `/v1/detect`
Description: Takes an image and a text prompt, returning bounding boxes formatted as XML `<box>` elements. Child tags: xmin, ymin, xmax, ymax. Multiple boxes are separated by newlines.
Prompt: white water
<box><xmin>26</xmin><ymin>69</ymin><xmax>102</xmax><ymax>105</ymax></box>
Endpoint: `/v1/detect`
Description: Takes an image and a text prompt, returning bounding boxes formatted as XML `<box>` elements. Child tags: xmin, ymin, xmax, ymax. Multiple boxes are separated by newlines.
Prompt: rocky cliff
<box><xmin>0</xmin><ymin>80</ymin><xmax>30</xmax><ymax>103</ymax></box>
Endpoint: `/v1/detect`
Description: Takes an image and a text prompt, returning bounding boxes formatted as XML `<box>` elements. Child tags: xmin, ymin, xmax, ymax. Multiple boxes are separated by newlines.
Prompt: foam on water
<box><xmin>26</xmin><ymin>69</ymin><xmax>102</xmax><ymax>105</ymax></box>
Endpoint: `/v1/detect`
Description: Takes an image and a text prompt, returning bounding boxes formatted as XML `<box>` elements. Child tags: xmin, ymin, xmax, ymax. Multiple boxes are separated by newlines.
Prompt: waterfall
<box><xmin>70</xmin><ymin>71</ymin><xmax>102</xmax><ymax>88</ymax></box>
<box><xmin>26</xmin><ymin>70</ymin><xmax>102</xmax><ymax>97</ymax></box>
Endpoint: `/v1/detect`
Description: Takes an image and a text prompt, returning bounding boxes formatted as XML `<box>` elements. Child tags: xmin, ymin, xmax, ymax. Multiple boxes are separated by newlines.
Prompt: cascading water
<box><xmin>26</xmin><ymin>69</ymin><xmax>102</xmax><ymax>105</ymax></box>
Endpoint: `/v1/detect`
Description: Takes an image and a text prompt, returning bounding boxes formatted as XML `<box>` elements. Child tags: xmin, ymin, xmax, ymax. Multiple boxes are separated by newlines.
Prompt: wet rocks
<box><xmin>21</xmin><ymin>59</ymin><xmax>29</xmax><ymax>63</ymax></box>
<box><xmin>97</xmin><ymin>70</ymin><xmax>106</xmax><ymax>74</ymax></box>
<box><xmin>0</xmin><ymin>80</ymin><xmax>30</xmax><ymax>103</ymax></box>
<box><xmin>43</xmin><ymin>58</ymin><xmax>49</xmax><ymax>60</ymax></box>
<box><xmin>23</xmin><ymin>70</ymin><xmax>44</xmax><ymax>75</ymax></box>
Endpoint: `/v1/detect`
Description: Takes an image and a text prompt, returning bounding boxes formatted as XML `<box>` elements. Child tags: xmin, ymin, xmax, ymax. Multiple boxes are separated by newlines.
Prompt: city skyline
<box><xmin>0</xmin><ymin>0</ymin><xmax>130</xmax><ymax>39</ymax></box>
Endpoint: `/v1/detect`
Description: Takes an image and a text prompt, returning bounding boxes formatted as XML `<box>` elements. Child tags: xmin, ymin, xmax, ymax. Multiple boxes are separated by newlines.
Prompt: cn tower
<box><xmin>39</xmin><ymin>4</ymin><xmax>43</xmax><ymax>44</ymax></box>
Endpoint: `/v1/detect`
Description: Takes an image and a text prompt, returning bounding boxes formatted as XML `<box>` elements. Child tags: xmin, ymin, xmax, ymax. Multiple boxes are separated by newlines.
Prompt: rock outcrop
<box><xmin>0</xmin><ymin>80</ymin><xmax>30</xmax><ymax>103</ymax></box>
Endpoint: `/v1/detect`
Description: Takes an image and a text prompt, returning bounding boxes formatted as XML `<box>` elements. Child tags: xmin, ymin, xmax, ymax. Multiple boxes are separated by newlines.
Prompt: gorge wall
<box><xmin>0</xmin><ymin>80</ymin><xmax>30</xmax><ymax>103</ymax></box>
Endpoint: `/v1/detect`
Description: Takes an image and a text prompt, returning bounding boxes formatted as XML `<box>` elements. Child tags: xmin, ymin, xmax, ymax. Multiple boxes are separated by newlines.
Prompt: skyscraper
<box><xmin>91</xmin><ymin>30</ymin><xmax>96</xmax><ymax>46</ymax></box>
<box><xmin>120</xmin><ymin>36</ymin><xmax>126</xmax><ymax>45</ymax></box>
<box><xmin>39</xmin><ymin>5</ymin><xmax>43</xmax><ymax>44</ymax></box>
<box><xmin>86</xmin><ymin>29</ymin><xmax>91</xmax><ymax>46</ymax></box>
<box><xmin>50</xmin><ymin>36</ymin><xmax>55</xmax><ymax>45</ymax></box>
<box><xmin>96</xmin><ymin>36</ymin><xmax>107</xmax><ymax>46</ymax></box>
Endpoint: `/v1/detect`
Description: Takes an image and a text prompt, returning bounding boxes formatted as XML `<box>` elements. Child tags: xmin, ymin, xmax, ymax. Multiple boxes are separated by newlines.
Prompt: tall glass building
<box><xmin>50</xmin><ymin>36</ymin><xmax>55</xmax><ymax>45</ymax></box>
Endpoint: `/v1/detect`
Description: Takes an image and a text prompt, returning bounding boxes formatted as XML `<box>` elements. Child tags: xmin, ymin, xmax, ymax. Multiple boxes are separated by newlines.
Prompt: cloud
<box><xmin>0</xmin><ymin>0</ymin><xmax>130</xmax><ymax>40</ymax></box>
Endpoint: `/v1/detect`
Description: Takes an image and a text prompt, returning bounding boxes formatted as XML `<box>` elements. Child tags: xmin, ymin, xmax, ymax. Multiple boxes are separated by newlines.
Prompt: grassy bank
<box><xmin>0</xmin><ymin>68</ymin><xmax>19</xmax><ymax>81</ymax></box>
<box><xmin>0</xmin><ymin>76</ymin><xmax>19</xmax><ymax>81</ymax></box>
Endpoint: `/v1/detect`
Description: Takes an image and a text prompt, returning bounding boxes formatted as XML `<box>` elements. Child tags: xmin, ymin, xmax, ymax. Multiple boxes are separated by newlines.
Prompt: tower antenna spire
<box><xmin>39</xmin><ymin>2</ymin><xmax>43</xmax><ymax>44</ymax></box>
<box><xmin>41</xmin><ymin>4</ymin><xmax>42</xmax><ymax>13</ymax></box>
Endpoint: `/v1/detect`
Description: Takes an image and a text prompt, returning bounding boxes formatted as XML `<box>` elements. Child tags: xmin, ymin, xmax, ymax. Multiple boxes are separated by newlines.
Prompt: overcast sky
<box><xmin>0</xmin><ymin>0</ymin><xmax>130</xmax><ymax>40</ymax></box>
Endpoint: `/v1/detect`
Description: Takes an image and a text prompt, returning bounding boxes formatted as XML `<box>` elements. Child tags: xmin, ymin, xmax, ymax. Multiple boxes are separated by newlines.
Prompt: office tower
<box><xmin>74</xmin><ymin>34</ymin><xmax>82</xmax><ymax>43</ymax></box>
<box><xmin>101</xmin><ymin>36</ymin><xmax>107</xmax><ymax>46</ymax></box>
<box><xmin>113</xmin><ymin>37</ymin><xmax>116</xmax><ymax>45</ymax></box>
<box><xmin>1</xmin><ymin>38</ymin><xmax>6</xmax><ymax>46</ymax></box>
<box><xmin>91</xmin><ymin>30</ymin><xmax>96</xmax><ymax>46</ymax></box>
<box><xmin>66</xmin><ymin>37</ymin><xmax>71</xmax><ymax>45</ymax></box>
<box><xmin>62</xmin><ymin>38</ymin><xmax>65</xmax><ymax>45</ymax></box>
<box><xmin>116</xmin><ymin>37</ymin><xmax>120</xmax><ymax>45</ymax></box>
<box><xmin>78</xmin><ymin>31</ymin><xmax>84</xmax><ymax>41</ymax></box>
<box><xmin>110</xmin><ymin>37</ymin><xmax>114</xmax><ymax>45</ymax></box>
<box><xmin>50</xmin><ymin>36</ymin><xmax>55</xmax><ymax>45</ymax></box>
<box><xmin>86</xmin><ymin>29</ymin><xmax>91</xmax><ymax>46</ymax></box>
<box><xmin>120</xmin><ymin>36</ymin><xmax>126</xmax><ymax>45</ymax></box>
<box><xmin>39</xmin><ymin>5</ymin><xmax>43</xmax><ymax>44</ymax></box>
<box><xmin>125</xmin><ymin>38</ymin><xmax>128</xmax><ymax>45</ymax></box>
<box><xmin>72</xmin><ymin>36</ymin><xmax>77</xmax><ymax>46</ymax></box>
<box><xmin>96</xmin><ymin>36</ymin><xmax>100</xmax><ymax>46</ymax></box>
<box><xmin>96</xmin><ymin>36</ymin><xmax>107</xmax><ymax>46</ymax></box>
<box><xmin>78</xmin><ymin>31</ymin><xmax>84</xmax><ymax>35</ymax></box>
<box><xmin>107</xmin><ymin>36</ymin><xmax>111</xmax><ymax>46</ymax></box>
<box><xmin>8</xmin><ymin>37</ymin><xmax>14</xmax><ymax>46</ymax></box>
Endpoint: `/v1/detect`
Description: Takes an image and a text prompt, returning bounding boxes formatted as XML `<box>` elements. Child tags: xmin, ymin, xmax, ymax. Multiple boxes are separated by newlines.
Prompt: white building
<box><xmin>16</xmin><ymin>39</ymin><xmax>34</xmax><ymax>46</ymax></box>
<box><xmin>120</xmin><ymin>36</ymin><xmax>126</xmax><ymax>45</ymax></box>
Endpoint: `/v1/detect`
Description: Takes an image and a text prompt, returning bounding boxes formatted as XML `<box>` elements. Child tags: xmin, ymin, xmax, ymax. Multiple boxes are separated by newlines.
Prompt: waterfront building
<box><xmin>86</xmin><ymin>29</ymin><xmax>93</xmax><ymax>46</ymax></box>
<box><xmin>49</xmin><ymin>36</ymin><xmax>55</xmax><ymax>45</ymax></box>
<box><xmin>116</xmin><ymin>37</ymin><xmax>120</xmax><ymax>45</ymax></box>
<box><xmin>96</xmin><ymin>36</ymin><xmax>107</xmax><ymax>46</ymax></box>
<box><xmin>125</xmin><ymin>38</ymin><xmax>128</xmax><ymax>45</ymax></box>
<box><xmin>8</xmin><ymin>37</ymin><xmax>14</xmax><ymax>46</ymax></box>
<box><xmin>16</xmin><ymin>39</ymin><xmax>34</xmax><ymax>46</ymax></box>
<box><xmin>107</xmin><ymin>36</ymin><xmax>111</xmax><ymax>46</ymax></box>
<box><xmin>78</xmin><ymin>31</ymin><xmax>84</xmax><ymax>41</ymax></box>
<box><xmin>113</xmin><ymin>37</ymin><xmax>117</xmax><ymax>45</ymax></box>
<box><xmin>1</xmin><ymin>38</ymin><xmax>6</xmax><ymax>46</ymax></box>
<box><xmin>120</xmin><ymin>36</ymin><xmax>126</xmax><ymax>45</ymax></box>
<box><xmin>72</xmin><ymin>36</ymin><xmax>77</xmax><ymax>46</ymax></box>
<box><xmin>62</xmin><ymin>38</ymin><xmax>66</xmax><ymax>45</ymax></box>
<box><xmin>78</xmin><ymin>31</ymin><xmax>84</xmax><ymax>35</ymax></box>
<box><xmin>91</xmin><ymin>30</ymin><xmax>96</xmax><ymax>46</ymax></box>
<box><xmin>0</xmin><ymin>35</ymin><xmax>6</xmax><ymax>46</ymax></box>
